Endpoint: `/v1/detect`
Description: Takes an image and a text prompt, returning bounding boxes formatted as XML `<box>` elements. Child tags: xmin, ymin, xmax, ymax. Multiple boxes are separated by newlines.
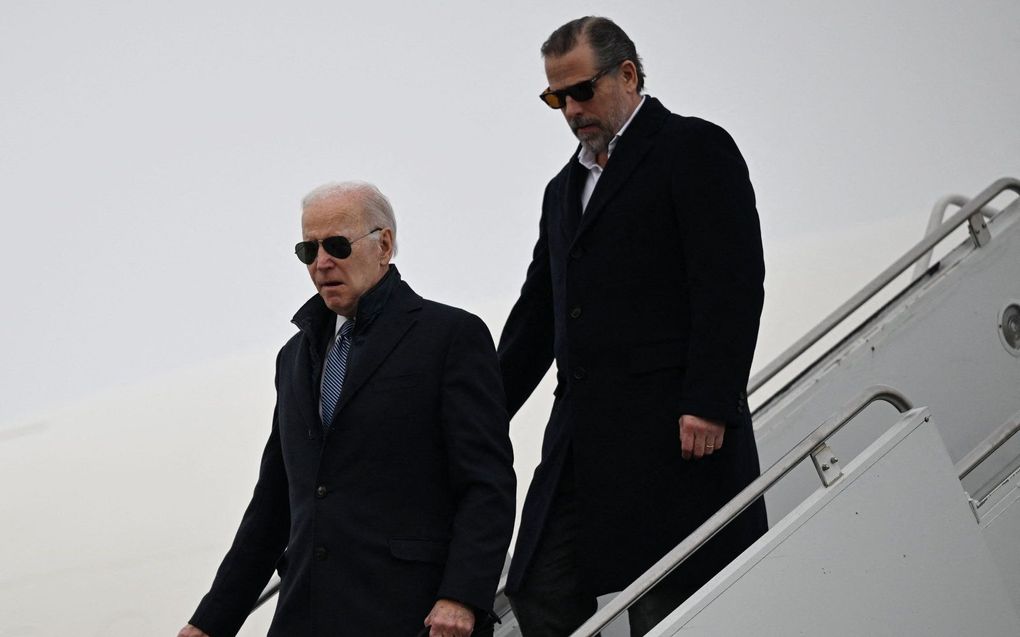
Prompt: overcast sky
<box><xmin>2</xmin><ymin>0</ymin><xmax>1019</xmax><ymax>426</ymax></box>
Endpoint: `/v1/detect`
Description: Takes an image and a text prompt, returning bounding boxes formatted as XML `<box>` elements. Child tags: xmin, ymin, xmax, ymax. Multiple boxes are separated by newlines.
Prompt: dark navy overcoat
<box><xmin>191</xmin><ymin>269</ymin><xmax>516</xmax><ymax>636</ymax></box>
<box><xmin>499</xmin><ymin>97</ymin><xmax>767</xmax><ymax>596</ymax></box>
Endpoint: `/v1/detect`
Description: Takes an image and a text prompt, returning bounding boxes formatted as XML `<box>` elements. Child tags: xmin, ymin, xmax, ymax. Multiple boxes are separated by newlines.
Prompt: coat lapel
<box><xmin>289</xmin><ymin>295</ymin><xmax>332</xmax><ymax>439</ymax></box>
<box><xmin>570</xmin><ymin>97</ymin><xmax>669</xmax><ymax>247</ymax></box>
<box><xmin>558</xmin><ymin>158</ymin><xmax>587</xmax><ymax>242</ymax></box>
<box><xmin>330</xmin><ymin>281</ymin><xmax>422</xmax><ymax>421</ymax></box>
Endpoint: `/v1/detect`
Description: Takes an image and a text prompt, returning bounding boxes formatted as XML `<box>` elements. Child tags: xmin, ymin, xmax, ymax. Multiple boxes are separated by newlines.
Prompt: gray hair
<box><xmin>541</xmin><ymin>16</ymin><xmax>646</xmax><ymax>92</ymax></box>
<box><xmin>302</xmin><ymin>180</ymin><xmax>398</xmax><ymax>256</ymax></box>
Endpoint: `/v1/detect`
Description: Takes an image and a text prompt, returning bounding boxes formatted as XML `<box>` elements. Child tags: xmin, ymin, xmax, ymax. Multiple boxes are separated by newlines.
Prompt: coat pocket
<box><xmin>388</xmin><ymin>538</ymin><xmax>450</xmax><ymax>564</ymax></box>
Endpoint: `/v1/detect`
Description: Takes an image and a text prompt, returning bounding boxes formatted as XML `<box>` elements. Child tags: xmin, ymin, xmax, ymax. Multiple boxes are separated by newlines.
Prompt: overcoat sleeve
<box><xmin>671</xmin><ymin>120</ymin><xmax>765</xmax><ymax>427</ymax></box>
<box><xmin>435</xmin><ymin>312</ymin><xmax>516</xmax><ymax>616</ymax></box>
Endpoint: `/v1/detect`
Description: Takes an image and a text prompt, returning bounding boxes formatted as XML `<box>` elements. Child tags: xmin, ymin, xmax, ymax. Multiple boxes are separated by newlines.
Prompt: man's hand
<box><xmin>176</xmin><ymin>625</ymin><xmax>209</xmax><ymax>637</ymax></box>
<box><xmin>679</xmin><ymin>414</ymin><xmax>725</xmax><ymax>460</ymax></box>
<box><xmin>423</xmin><ymin>598</ymin><xmax>475</xmax><ymax>637</ymax></box>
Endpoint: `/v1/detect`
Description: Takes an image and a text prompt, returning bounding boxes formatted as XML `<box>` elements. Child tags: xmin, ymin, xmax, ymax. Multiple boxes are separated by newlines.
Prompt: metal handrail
<box><xmin>570</xmin><ymin>385</ymin><xmax>914</xmax><ymax>637</ymax></box>
<box><xmin>494</xmin><ymin>574</ymin><xmax>511</xmax><ymax>618</ymax></box>
<box><xmin>957</xmin><ymin>407</ymin><xmax>1020</xmax><ymax>480</ymax></box>
<box><xmin>911</xmin><ymin>195</ymin><xmax>1000</xmax><ymax>280</ymax></box>
<box><xmin>748</xmin><ymin>177</ymin><xmax>1020</xmax><ymax>397</ymax></box>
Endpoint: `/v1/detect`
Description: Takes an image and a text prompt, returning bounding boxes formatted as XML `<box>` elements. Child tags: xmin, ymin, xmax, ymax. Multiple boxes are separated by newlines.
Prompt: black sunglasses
<box><xmin>295</xmin><ymin>228</ymin><xmax>382</xmax><ymax>264</ymax></box>
<box><xmin>539</xmin><ymin>68</ymin><xmax>611</xmax><ymax>109</ymax></box>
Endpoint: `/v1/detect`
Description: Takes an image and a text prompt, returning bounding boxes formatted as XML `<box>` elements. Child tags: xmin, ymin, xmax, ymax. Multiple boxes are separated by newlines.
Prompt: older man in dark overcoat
<box><xmin>178</xmin><ymin>182</ymin><xmax>516</xmax><ymax>637</ymax></box>
<box><xmin>499</xmin><ymin>17</ymin><xmax>768</xmax><ymax>636</ymax></box>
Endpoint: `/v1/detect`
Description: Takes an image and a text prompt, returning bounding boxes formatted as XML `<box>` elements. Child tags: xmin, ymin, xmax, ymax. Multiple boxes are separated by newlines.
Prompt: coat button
<box><xmin>572</xmin><ymin>367</ymin><xmax>587</xmax><ymax>380</ymax></box>
<box><xmin>570</xmin><ymin>247</ymin><xmax>584</xmax><ymax>259</ymax></box>
<box><xmin>315</xmin><ymin>485</ymin><xmax>328</xmax><ymax>499</ymax></box>
<box><xmin>314</xmin><ymin>546</ymin><xmax>328</xmax><ymax>561</ymax></box>
<box><xmin>569</xmin><ymin>306</ymin><xmax>582</xmax><ymax>319</ymax></box>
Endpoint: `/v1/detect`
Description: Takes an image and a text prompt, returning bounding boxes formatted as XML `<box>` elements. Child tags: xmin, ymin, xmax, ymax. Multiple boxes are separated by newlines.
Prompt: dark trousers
<box><xmin>508</xmin><ymin>468</ymin><xmax>703</xmax><ymax>637</ymax></box>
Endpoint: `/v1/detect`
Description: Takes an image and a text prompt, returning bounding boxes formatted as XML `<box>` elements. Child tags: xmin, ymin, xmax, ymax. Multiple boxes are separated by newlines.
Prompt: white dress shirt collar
<box><xmin>334</xmin><ymin>314</ymin><xmax>351</xmax><ymax>337</ymax></box>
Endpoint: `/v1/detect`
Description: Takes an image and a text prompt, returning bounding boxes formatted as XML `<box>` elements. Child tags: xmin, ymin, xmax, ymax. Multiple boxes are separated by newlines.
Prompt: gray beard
<box><xmin>571</xmin><ymin>96</ymin><xmax>633</xmax><ymax>159</ymax></box>
<box><xmin>575</xmin><ymin>119</ymin><xmax>612</xmax><ymax>157</ymax></box>
<box><xmin>578</xmin><ymin>128</ymin><xmax>613</xmax><ymax>157</ymax></box>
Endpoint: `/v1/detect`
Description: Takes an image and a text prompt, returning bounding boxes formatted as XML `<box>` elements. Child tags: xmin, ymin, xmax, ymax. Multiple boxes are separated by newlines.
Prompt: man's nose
<box><xmin>563</xmin><ymin>95</ymin><xmax>583</xmax><ymax>119</ymax></box>
<box><xmin>314</xmin><ymin>244</ymin><xmax>335</xmax><ymax>268</ymax></box>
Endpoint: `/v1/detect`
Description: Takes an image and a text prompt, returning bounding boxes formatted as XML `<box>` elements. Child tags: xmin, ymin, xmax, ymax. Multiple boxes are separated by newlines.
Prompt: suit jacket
<box><xmin>190</xmin><ymin>267</ymin><xmax>516</xmax><ymax>636</ymax></box>
<box><xmin>499</xmin><ymin>97</ymin><xmax>767</xmax><ymax>596</ymax></box>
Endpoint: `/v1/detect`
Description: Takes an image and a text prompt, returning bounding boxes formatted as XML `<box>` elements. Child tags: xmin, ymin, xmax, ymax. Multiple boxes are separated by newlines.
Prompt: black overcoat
<box><xmin>499</xmin><ymin>97</ymin><xmax>767</xmax><ymax>596</ymax></box>
<box><xmin>190</xmin><ymin>268</ymin><xmax>516</xmax><ymax>636</ymax></box>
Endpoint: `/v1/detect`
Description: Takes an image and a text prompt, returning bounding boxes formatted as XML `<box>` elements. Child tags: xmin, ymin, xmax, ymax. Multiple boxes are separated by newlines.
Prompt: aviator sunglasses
<box><xmin>295</xmin><ymin>227</ymin><xmax>382</xmax><ymax>264</ymax></box>
<box><xmin>538</xmin><ymin>68</ymin><xmax>611</xmax><ymax>109</ymax></box>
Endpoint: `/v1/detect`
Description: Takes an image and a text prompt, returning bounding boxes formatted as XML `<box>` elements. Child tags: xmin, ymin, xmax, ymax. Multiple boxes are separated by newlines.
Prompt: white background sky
<box><xmin>3</xmin><ymin>2</ymin><xmax>1020</xmax><ymax>633</ymax></box>
<box><xmin>2</xmin><ymin>1</ymin><xmax>1018</xmax><ymax>426</ymax></box>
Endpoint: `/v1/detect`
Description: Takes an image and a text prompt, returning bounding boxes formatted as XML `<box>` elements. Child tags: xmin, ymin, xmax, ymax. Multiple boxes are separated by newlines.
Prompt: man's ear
<box><xmin>378</xmin><ymin>228</ymin><xmax>394</xmax><ymax>263</ymax></box>
<box><xmin>619</xmin><ymin>60</ymin><xmax>639</xmax><ymax>92</ymax></box>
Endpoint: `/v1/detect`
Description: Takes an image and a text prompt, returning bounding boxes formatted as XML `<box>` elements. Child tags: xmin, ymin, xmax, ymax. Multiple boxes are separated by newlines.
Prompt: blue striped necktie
<box><xmin>320</xmin><ymin>319</ymin><xmax>355</xmax><ymax>429</ymax></box>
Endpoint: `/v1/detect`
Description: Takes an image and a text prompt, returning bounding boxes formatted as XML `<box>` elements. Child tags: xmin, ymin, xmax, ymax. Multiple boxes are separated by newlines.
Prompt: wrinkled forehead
<box><xmin>301</xmin><ymin>194</ymin><xmax>364</xmax><ymax>239</ymax></box>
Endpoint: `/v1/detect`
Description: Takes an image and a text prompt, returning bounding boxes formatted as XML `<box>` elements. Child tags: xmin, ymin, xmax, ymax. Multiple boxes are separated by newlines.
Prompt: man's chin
<box><xmin>320</xmin><ymin>291</ymin><xmax>352</xmax><ymax>315</ymax></box>
<box><xmin>577</xmin><ymin>138</ymin><xmax>608</xmax><ymax>157</ymax></box>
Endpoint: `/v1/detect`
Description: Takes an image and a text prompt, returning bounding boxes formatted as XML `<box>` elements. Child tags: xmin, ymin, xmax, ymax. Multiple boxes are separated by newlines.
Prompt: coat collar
<box><xmin>291</xmin><ymin>264</ymin><xmax>402</xmax><ymax>343</ymax></box>
<box><xmin>290</xmin><ymin>265</ymin><xmax>423</xmax><ymax>436</ymax></box>
<box><xmin>564</xmin><ymin>96</ymin><xmax>670</xmax><ymax>245</ymax></box>
<box><xmin>330</xmin><ymin>270</ymin><xmax>422</xmax><ymax>419</ymax></box>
